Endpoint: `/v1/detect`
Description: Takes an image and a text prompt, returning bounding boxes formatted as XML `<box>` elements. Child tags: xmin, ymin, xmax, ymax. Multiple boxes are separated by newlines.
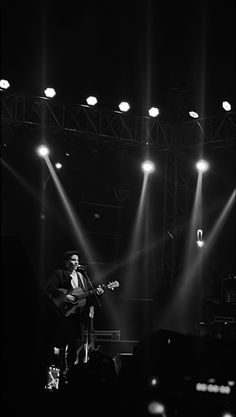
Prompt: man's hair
<box><xmin>64</xmin><ymin>250</ymin><xmax>79</xmax><ymax>261</ymax></box>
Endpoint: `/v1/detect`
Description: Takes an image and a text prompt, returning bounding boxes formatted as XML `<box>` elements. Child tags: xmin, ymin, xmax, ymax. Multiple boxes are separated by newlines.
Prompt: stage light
<box><xmin>118</xmin><ymin>101</ymin><xmax>130</xmax><ymax>112</ymax></box>
<box><xmin>37</xmin><ymin>145</ymin><xmax>49</xmax><ymax>157</ymax></box>
<box><xmin>196</xmin><ymin>382</ymin><xmax>231</xmax><ymax>394</ymax></box>
<box><xmin>197</xmin><ymin>229</ymin><xmax>203</xmax><ymax>240</ymax></box>
<box><xmin>196</xmin><ymin>240</ymin><xmax>204</xmax><ymax>248</ymax></box>
<box><xmin>189</xmin><ymin>110</ymin><xmax>199</xmax><ymax>119</ymax></box>
<box><xmin>222</xmin><ymin>101</ymin><xmax>231</xmax><ymax>111</ymax></box>
<box><xmin>148</xmin><ymin>376</ymin><xmax>160</xmax><ymax>387</ymax></box>
<box><xmin>0</xmin><ymin>79</ymin><xmax>10</xmax><ymax>90</ymax></box>
<box><xmin>86</xmin><ymin>96</ymin><xmax>98</xmax><ymax>106</ymax></box>
<box><xmin>147</xmin><ymin>401</ymin><xmax>165</xmax><ymax>415</ymax></box>
<box><xmin>141</xmin><ymin>160</ymin><xmax>155</xmax><ymax>174</ymax></box>
<box><xmin>148</xmin><ymin>107</ymin><xmax>159</xmax><ymax>117</ymax></box>
<box><xmin>196</xmin><ymin>159</ymin><xmax>209</xmax><ymax>173</ymax></box>
<box><xmin>44</xmin><ymin>87</ymin><xmax>56</xmax><ymax>98</ymax></box>
<box><xmin>55</xmin><ymin>162</ymin><xmax>62</xmax><ymax>169</ymax></box>
<box><xmin>196</xmin><ymin>229</ymin><xmax>204</xmax><ymax>247</ymax></box>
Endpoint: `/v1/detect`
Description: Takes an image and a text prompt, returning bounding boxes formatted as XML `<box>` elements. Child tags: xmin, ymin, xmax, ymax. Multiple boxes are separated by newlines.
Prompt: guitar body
<box><xmin>53</xmin><ymin>287</ymin><xmax>87</xmax><ymax>316</ymax></box>
<box><xmin>51</xmin><ymin>281</ymin><xmax>119</xmax><ymax>317</ymax></box>
<box><xmin>65</xmin><ymin>287</ymin><xmax>88</xmax><ymax>316</ymax></box>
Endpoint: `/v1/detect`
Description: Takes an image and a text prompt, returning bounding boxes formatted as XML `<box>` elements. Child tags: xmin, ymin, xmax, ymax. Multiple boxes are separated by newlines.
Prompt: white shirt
<box><xmin>70</xmin><ymin>270</ymin><xmax>85</xmax><ymax>289</ymax></box>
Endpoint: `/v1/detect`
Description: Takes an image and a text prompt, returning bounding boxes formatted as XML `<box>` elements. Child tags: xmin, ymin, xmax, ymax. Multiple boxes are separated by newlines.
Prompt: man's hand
<box><xmin>66</xmin><ymin>294</ymin><xmax>76</xmax><ymax>302</ymax></box>
<box><xmin>96</xmin><ymin>285</ymin><xmax>104</xmax><ymax>296</ymax></box>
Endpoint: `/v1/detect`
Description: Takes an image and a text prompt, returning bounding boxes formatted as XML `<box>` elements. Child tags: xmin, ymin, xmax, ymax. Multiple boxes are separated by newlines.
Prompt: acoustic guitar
<box><xmin>53</xmin><ymin>281</ymin><xmax>119</xmax><ymax>317</ymax></box>
<box><xmin>83</xmin><ymin>305</ymin><xmax>99</xmax><ymax>364</ymax></box>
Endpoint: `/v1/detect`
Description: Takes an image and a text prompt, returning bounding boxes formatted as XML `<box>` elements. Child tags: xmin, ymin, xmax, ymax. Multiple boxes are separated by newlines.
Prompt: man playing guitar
<box><xmin>46</xmin><ymin>250</ymin><xmax>105</xmax><ymax>380</ymax></box>
<box><xmin>46</xmin><ymin>250</ymin><xmax>119</xmax><ymax>383</ymax></box>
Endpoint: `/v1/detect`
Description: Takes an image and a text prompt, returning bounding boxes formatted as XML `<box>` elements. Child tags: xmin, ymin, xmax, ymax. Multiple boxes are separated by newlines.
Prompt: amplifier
<box><xmin>195</xmin><ymin>320</ymin><xmax>236</xmax><ymax>339</ymax></box>
<box><xmin>84</xmin><ymin>329</ymin><xmax>121</xmax><ymax>341</ymax></box>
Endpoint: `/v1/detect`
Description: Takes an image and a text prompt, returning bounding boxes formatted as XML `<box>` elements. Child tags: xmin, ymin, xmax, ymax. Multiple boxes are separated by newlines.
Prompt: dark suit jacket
<box><xmin>46</xmin><ymin>268</ymin><xmax>95</xmax><ymax>319</ymax></box>
<box><xmin>46</xmin><ymin>268</ymin><xmax>89</xmax><ymax>294</ymax></box>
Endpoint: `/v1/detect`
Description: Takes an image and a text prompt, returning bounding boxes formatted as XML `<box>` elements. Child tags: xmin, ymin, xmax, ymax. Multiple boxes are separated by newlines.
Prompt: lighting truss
<box><xmin>2</xmin><ymin>93</ymin><xmax>235</xmax><ymax>151</ymax></box>
<box><xmin>0</xmin><ymin>94</ymin><xmax>170</xmax><ymax>151</ymax></box>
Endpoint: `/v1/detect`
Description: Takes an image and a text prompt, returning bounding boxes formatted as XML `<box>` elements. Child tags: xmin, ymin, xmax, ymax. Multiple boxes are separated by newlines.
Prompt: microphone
<box><xmin>76</xmin><ymin>264</ymin><xmax>87</xmax><ymax>270</ymax></box>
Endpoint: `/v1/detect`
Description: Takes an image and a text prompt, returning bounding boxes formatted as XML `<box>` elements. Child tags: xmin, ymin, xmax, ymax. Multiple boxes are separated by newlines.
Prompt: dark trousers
<box><xmin>60</xmin><ymin>312</ymin><xmax>87</xmax><ymax>372</ymax></box>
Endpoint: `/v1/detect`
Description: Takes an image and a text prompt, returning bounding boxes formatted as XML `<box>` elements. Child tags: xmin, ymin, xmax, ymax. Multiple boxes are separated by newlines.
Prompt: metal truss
<box><xmin>172</xmin><ymin>113</ymin><xmax>236</xmax><ymax>151</ymax></box>
<box><xmin>1</xmin><ymin>93</ymin><xmax>235</xmax><ymax>151</ymax></box>
<box><xmin>1</xmin><ymin>93</ymin><xmax>171</xmax><ymax>150</ymax></box>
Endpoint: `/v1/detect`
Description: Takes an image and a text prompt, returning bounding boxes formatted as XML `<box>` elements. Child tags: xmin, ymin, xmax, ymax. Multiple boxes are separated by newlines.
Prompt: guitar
<box><xmin>53</xmin><ymin>281</ymin><xmax>119</xmax><ymax>317</ymax></box>
<box><xmin>83</xmin><ymin>305</ymin><xmax>99</xmax><ymax>363</ymax></box>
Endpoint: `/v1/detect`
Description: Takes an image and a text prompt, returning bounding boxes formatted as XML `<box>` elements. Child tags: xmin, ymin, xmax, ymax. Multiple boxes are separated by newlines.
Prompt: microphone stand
<box><xmin>82</xmin><ymin>268</ymin><xmax>101</xmax><ymax>364</ymax></box>
<box><xmin>84</xmin><ymin>269</ymin><xmax>102</xmax><ymax>308</ymax></box>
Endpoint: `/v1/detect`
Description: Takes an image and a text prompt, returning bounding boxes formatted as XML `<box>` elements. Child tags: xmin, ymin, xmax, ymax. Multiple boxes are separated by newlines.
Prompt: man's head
<box><xmin>64</xmin><ymin>250</ymin><xmax>79</xmax><ymax>261</ymax></box>
<box><xmin>64</xmin><ymin>251</ymin><xmax>80</xmax><ymax>271</ymax></box>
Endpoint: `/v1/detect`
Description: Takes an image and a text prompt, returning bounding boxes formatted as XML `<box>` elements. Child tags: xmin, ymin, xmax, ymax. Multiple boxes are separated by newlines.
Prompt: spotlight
<box><xmin>37</xmin><ymin>145</ymin><xmax>50</xmax><ymax>157</ymax></box>
<box><xmin>118</xmin><ymin>101</ymin><xmax>130</xmax><ymax>112</ymax></box>
<box><xmin>86</xmin><ymin>96</ymin><xmax>98</xmax><ymax>106</ymax></box>
<box><xmin>55</xmin><ymin>162</ymin><xmax>62</xmax><ymax>169</ymax></box>
<box><xmin>197</xmin><ymin>240</ymin><xmax>204</xmax><ymax>248</ymax></box>
<box><xmin>0</xmin><ymin>79</ymin><xmax>10</xmax><ymax>90</ymax></box>
<box><xmin>147</xmin><ymin>401</ymin><xmax>165</xmax><ymax>415</ymax></box>
<box><xmin>222</xmin><ymin>101</ymin><xmax>231</xmax><ymax>111</ymax></box>
<box><xmin>44</xmin><ymin>87</ymin><xmax>56</xmax><ymax>98</ymax></box>
<box><xmin>196</xmin><ymin>159</ymin><xmax>209</xmax><ymax>173</ymax></box>
<box><xmin>148</xmin><ymin>376</ymin><xmax>160</xmax><ymax>387</ymax></box>
<box><xmin>141</xmin><ymin>160</ymin><xmax>155</xmax><ymax>174</ymax></box>
<box><xmin>196</xmin><ymin>229</ymin><xmax>204</xmax><ymax>247</ymax></box>
<box><xmin>148</xmin><ymin>107</ymin><xmax>159</xmax><ymax>117</ymax></box>
<box><xmin>189</xmin><ymin>111</ymin><xmax>199</xmax><ymax>119</ymax></box>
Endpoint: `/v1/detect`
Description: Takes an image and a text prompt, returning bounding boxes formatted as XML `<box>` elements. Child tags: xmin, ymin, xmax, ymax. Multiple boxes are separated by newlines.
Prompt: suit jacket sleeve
<box><xmin>46</xmin><ymin>269</ymin><xmax>72</xmax><ymax>299</ymax></box>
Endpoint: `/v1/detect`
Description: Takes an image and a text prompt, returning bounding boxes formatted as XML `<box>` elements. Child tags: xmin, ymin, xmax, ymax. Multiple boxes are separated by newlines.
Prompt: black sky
<box><xmin>2</xmin><ymin>1</ymin><xmax>235</xmax><ymax>116</ymax></box>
